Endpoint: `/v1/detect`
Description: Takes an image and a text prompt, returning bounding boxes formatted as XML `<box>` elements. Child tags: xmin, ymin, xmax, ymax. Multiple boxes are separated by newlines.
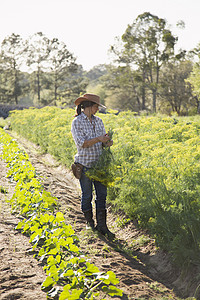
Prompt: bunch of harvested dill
<box><xmin>86</xmin><ymin>129</ymin><xmax>115</xmax><ymax>187</ymax></box>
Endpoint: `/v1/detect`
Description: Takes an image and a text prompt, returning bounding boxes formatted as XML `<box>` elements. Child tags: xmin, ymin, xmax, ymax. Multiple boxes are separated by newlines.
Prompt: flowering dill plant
<box><xmin>86</xmin><ymin>128</ymin><xmax>116</xmax><ymax>187</ymax></box>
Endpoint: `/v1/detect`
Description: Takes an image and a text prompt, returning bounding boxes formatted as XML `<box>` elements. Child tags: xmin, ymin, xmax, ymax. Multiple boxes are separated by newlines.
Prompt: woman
<box><xmin>71</xmin><ymin>93</ymin><xmax>115</xmax><ymax>239</ymax></box>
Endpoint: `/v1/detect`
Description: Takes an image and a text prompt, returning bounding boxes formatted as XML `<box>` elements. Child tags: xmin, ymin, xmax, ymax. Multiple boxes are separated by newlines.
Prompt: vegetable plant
<box><xmin>0</xmin><ymin>128</ymin><xmax>123</xmax><ymax>299</ymax></box>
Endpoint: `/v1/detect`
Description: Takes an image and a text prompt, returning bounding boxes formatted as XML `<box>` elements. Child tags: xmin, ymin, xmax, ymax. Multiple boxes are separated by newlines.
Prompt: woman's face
<box><xmin>91</xmin><ymin>104</ymin><xmax>99</xmax><ymax>115</ymax></box>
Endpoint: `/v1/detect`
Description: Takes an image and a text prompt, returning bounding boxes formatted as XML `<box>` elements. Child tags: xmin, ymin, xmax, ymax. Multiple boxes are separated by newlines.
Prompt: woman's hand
<box><xmin>98</xmin><ymin>134</ymin><xmax>113</xmax><ymax>147</ymax></box>
<box><xmin>83</xmin><ymin>135</ymin><xmax>110</xmax><ymax>148</ymax></box>
<box><xmin>97</xmin><ymin>135</ymin><xmax>111</xmax><ymax>143</ymax></box>
<box><xmin>105</xmin><ymin>140</ymin><xmax>113</xmax><ymax>147</ymax></box>
<box><xmin>83</xmin><ymin>134</ymin><xmax>112</xmax><ymax>148</ymax></box>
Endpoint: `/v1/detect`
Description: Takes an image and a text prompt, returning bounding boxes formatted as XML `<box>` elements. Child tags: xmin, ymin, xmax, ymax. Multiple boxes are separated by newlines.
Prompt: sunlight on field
<box><xmin>8</xmin><ymin>107</ymin><xmax>200</xmax><ymax>268</ymax></box>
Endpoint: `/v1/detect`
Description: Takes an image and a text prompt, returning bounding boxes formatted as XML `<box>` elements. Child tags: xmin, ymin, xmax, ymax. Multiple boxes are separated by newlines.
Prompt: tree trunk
<box><xmin>14</xmin><ymin>94</ymin><xmax>18</xmax><ymax>105</ymax></box>
<box><xmin>54</xmin><ymin>72</ymin><xmax>58</xmax><ymax>101</ymax></box>
<box><xmin>14</xmin><ymin>61</ymin><xmax>18</xmax><ymax>104</ymax></box>
<box><xmin>37</xmin><ymin>66</ymin><xmax>40</xmax><ymax>103</ymax></box>
<box><xmin>197</xmin><ymin>99</ymin><xmax>200</xmax><ymax>114</ymax></box>
<box><xmin>142</xmin><ymin>71</ymin><xmax>146</xmax><ymax>110</ymax></box>
<box><xmin>152</xmin><ymin>90</ymin><xmax>156</xmax><ymax>113</ymax></box>
<box><xmin>142</xmin><ymin>86</ymin><xmax>146</xmax><ymax>110</ymax></box>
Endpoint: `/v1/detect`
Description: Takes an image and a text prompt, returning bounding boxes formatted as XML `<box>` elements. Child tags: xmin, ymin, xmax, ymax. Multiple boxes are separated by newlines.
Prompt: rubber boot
<box><xmin>96</xmin><ymin>209</ymin><xmax>115</xmax><ymax>239</ymax></box>
<box><xmin>83</xmin><ymin>210</ymin><xmax>95</xmax><ymax>229</ymax></box>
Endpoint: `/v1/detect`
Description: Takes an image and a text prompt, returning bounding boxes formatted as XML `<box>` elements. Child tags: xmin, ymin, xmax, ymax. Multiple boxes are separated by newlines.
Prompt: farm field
<box><xmin>8</xmin><ymin>107</ymin><xmax>200</xmax><ymax>267</ymax></box>
<box><xmin>1</xmin><ymin>128</ymin><xmax>199</xmax><ymax>299</ymax></box>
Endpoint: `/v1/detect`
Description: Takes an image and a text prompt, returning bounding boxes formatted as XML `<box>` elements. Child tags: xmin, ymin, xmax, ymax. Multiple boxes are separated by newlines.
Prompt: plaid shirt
<box><xmin>71</xmin><ymin>112</ymin><xmax>106</xmax><ymax>168</ymax></box>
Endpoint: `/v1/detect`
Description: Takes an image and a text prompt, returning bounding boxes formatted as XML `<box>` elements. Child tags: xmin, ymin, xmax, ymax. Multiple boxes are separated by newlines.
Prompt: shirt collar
<box><xmin>81</xmin><ymin>112</ymin><xmax>95</xmax><ymax>121</ymax></box>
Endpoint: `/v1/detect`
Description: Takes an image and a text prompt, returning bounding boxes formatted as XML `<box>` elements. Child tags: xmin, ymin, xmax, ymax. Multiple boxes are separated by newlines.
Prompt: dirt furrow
<box><xmin>0</xmin><ymin>157</ymin><xmax>46</xmax><ymax>300</ymax></box>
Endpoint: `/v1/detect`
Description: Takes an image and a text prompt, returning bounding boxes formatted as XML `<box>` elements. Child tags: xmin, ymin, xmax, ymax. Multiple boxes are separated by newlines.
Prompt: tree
<box><xmin>86</xmin><ymin>64</ymin><xmax>107</xmax><ymax>82</ymax></box>
<box><xmin>101</xmin><ymin>64</ymin><xmax>144</xmax><ymax>111</ymax></box>
<box><xmin>46</xmin><ymin>38</ymin><xmax>78</xmax><ymax>102</ymax></box>
<box><xmin>186</xmin><ymin>65</ymin><xmax>200</xmax><ymax>114</ymax></box>
<box><xmin>159</xmin><ymin>60</ymin><xmax>193</xmax><ymax>115</ymax></box>
<box><xmin>111</xmin><ymin>12</ymin><xmax>178</xmax><ymax>112</ymax></box>
<box><xmin>85</xmin><ymin>64</ymin><xmax>108</xmax><ymax>107</ymax></box>
<box><xmin>26</xmin><ymin>32</ymin><xmax>51</xmax><ymax>104</ymax></box>
<box><xmin>61</xmin><ymin>65</ymin><xmax>88</xmax><ymax>105</ymax></box>
<box><xmin>186</xmin><ymin>44</ymin><xmax>200</xmax><ymax>114</ymax></box>
<box><xmin>0</xmin><ymin>33</ymin><xmax>28</xmax><ymax>104</ymax></box>
<box><xmin>50</xmin><ymin>64</ymin><xmax>88</xmax><ymax>106</ymax></box>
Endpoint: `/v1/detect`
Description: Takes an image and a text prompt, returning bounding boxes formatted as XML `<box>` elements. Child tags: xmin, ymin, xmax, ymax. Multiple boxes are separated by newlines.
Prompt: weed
<box><xmin>0</xmin><ymin>185</ymin><xmax>7</xmax><ymax>194</ymax></box>
<box><xmin>131</xmin><ymin>235</ymin><xmax>151</xmax><ymax>250</ymax></box>
<box><xmin>115</xmin><ymin>216</ymin><xmax>131</xmax><ymax>228</ymax></box>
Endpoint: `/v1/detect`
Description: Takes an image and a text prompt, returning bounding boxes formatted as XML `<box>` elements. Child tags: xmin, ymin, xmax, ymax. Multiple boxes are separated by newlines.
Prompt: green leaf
<box><xmin>48</xmin><ymin>248</ymin><xmax>58</xmax><ymax>255</ymax></box>
<box><xmin>85</xmin><ymin>262</ymin><xmax>99</xmax><ymax>274</ymax></box>
<box><xmin>53</xmin><ymin>228</ymin><xmax>63</xmax><ymax>236</ymax></box>
<box><xmin>59</xmin><ymin>288</ymin><xmax>83</xmax><ymax>300</ymax></box>
<box><xmin>42</xmin><ymin>276</ymin><xmax>55</xmax><ymax>288</ymax></box>
<box><xmin>30</xmin><ymin>224</ymin><xmax>39</xmax><ymax>232</ymax></box>
<box><xmin>102</xmin><ymin>285</ymin><xmax>123</xmax><ymax>296</ymax></box>
<box><xmin>47</xmin><ymin>256</ymin><xmax>57</xmax><ymax>266</ymax></box>
<box><xmin>55</xmin><ymin>211</ymin><xmax>65</xmax><ymax>222</ymax></box>
<box><xmin>15</xmin><ymin>221</ymin><xmax>24</xmax><ymax>230</ymax></box>
<box><xmin>69</xmin><ymin>244</ymin><xmax>79</xmax><ymax>253</ymax></box>
<box><xmin>107</xmin><ymin>271</ymin><xmax>119</xmax><ymax>285</ymax></box>
<box><xmin>63</xmin><ymin>269</ymin><xmax>74</xmax><ymax>277</ymax></box>
<box><xmin>39</xmin><ymin>248</ymin><xmax>45</xmax><ymax>256</ymax></box>
<box><xmin>56</xmin><ymin>254</ymin><xmax>61</xmax><ymax>263</ymax></box>
<box><xmin>40</xmin><ymin>213</ymin><xmax>51</xmax><ymax>224</ymax></box>
<box><xmin>49</xmin><ymin>265</ymin><xmax>59</xmax><ymax>281</ymax></box>
<box><xmin>23</xmin><ymin>223</ymin><xmax>30</xmax><ymax>232</ymax></box>
<box><xmin>22</xmin><ymin>206</ymin><xmax>29</xmax><ymax>214</ymax></box>
<box><xmin>59</xmin><ymin>290</ymin><xmax>70</xmax><ymax>300</ymax></box>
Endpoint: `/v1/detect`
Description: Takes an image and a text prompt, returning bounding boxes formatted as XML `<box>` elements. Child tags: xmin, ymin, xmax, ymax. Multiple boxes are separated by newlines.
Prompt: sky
<box><xmin>1</xmin><ymin>0</ymin><xmax>200</xmax><ymax>70</ymax></box>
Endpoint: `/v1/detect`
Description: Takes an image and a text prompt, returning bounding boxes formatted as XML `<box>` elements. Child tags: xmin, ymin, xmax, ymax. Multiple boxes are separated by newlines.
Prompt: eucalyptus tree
<box><xmin>86</xmin><ymin>64</ymin><xmax>107</xmax><ymax>82</ymax></box>
<box><xmin>0</xmin><ymin>55</ymin><xmax>8</xmax><ymax>103</ymax></box>
<box><xmin>26</xmin><ymin>32</ymin><xmax>51</xmax><ymax>104</ymax></box>
<box><xmin>111</xmin><ymin>12</ymin><xmax>178</xmax><ymax>112</ymax></box>
<box><xmin>59</xmin><ymin>64</ymin><xmax>88</xmax><ymax>105</ymax></box>
<box><xmin>186</xmin><ymin>44</ymin><xmax>200</xmax><ymax>114</ymax></box>
<box><xmin>159</xmin><ymin>59</ymin><xmax>193</xmax><ymax>115</ymax></box>
<box><xmin>187</xmin><ymin>66</ymin><xmax>200</xmax><ymax>114</ymax></box>
<box><xmin>0</xmin><ymin>33</ymin><xmax>28</xmax><ymax>104</ymax></box>
<box><xmin>46</xmin><ymin>38</ymin><xmax>78</xmax><ymax>102</ymax></box>
<box><xmin>101</xmin><ymin>64</ymin><xmax>143</xmax><ymax>111</ymax></box>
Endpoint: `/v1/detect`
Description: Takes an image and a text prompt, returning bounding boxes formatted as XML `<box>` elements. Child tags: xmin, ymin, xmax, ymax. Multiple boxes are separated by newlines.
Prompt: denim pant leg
<box><xmin>93</xmin><ymin>180</ymin><xmax>107</xmax><ymax>210</ymax></box>
<box><xmin>79</xmin><ymin>167</ymin><xmax>93</xmax><ymax>212</ymax></box>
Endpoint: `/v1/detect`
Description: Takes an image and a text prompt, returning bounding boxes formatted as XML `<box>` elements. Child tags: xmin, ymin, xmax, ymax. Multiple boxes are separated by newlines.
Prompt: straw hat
<box><xmin>74</xmin><ymin>93</ymin><xmax>106</xmax><ymax>109</ymax></box>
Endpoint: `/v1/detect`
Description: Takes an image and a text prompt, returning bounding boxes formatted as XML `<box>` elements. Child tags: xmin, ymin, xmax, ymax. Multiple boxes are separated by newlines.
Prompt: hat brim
<box><xmin>75</xmin><ymin>97</ymin><xmax>106</xmax><ymax>109</ymax></box>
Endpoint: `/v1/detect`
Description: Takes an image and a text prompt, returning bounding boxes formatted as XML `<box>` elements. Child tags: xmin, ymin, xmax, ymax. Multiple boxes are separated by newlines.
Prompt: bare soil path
<box><xmin>0</xmin><ymin>132</ymin><xmax>191</xmax><ymax>300</ymax></box>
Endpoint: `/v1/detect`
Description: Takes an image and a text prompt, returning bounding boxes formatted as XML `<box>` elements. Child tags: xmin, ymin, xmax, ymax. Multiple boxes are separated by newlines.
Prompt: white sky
<box><xmin>1</xmin><ymin>0</ymin><xmax>200</xmax><ymax>70</ymax></box>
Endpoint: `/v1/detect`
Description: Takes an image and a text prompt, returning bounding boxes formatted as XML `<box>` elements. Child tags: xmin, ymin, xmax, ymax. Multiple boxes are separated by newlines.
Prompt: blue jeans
<box><xmin>79</xmin><ymin>167</ymin><xmax>107</xmax><ymax>212</ymax></box>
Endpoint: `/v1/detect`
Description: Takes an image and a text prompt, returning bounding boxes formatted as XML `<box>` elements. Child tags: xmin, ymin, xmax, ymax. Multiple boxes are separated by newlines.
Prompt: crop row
<box><xmin>9</xmin><ymin>107</ymin><xmax>200</xmax><ymax>267</ymax></box>
<box><xmin>0</xmin><ymin>128</ymin><xmax>122</xmax><ymax>300</ymax></box>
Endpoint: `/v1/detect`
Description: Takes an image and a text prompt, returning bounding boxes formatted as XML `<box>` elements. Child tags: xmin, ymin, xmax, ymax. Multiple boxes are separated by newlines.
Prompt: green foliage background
<box><xmin>9</xmin><ymin>107</ymin><xmax>200</xmax><ymax>267</ymax></box>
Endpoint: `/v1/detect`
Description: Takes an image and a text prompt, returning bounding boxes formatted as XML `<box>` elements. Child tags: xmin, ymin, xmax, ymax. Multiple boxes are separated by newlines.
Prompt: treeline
<box><xmin>0</xmin><ymin>31</ymin><xmax>89</xmax><ymax>106</ymax></box>
<box><xmin>102</xmin><ymin>13</ymin><xmax>200</xmax><ymax>115</ymax></box>
<box><xmin>1</xmin><ymin>12</ymin><xmax>200</xmax><ymax>115</ymax></box>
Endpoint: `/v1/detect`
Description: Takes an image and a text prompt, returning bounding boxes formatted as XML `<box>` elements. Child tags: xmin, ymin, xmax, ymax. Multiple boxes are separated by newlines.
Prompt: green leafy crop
<box><xmin>0</xmin><ymin>128</ymin><xmax>123</xmax><ymax>299</ymax></box>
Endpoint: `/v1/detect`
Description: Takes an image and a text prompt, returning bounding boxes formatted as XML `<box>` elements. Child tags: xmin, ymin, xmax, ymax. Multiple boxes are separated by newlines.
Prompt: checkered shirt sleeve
<box><xmin>71</xmin><ymin>113</ymin><xmax>106</xmax><ymax>168</ymax></box>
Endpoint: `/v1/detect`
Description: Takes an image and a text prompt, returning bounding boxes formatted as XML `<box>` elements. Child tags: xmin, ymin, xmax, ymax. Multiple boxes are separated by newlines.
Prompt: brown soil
<box><xmin>0</xmin><ymin>132</ymin><xmax>197</xmax><ymax>300</ymax></box>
